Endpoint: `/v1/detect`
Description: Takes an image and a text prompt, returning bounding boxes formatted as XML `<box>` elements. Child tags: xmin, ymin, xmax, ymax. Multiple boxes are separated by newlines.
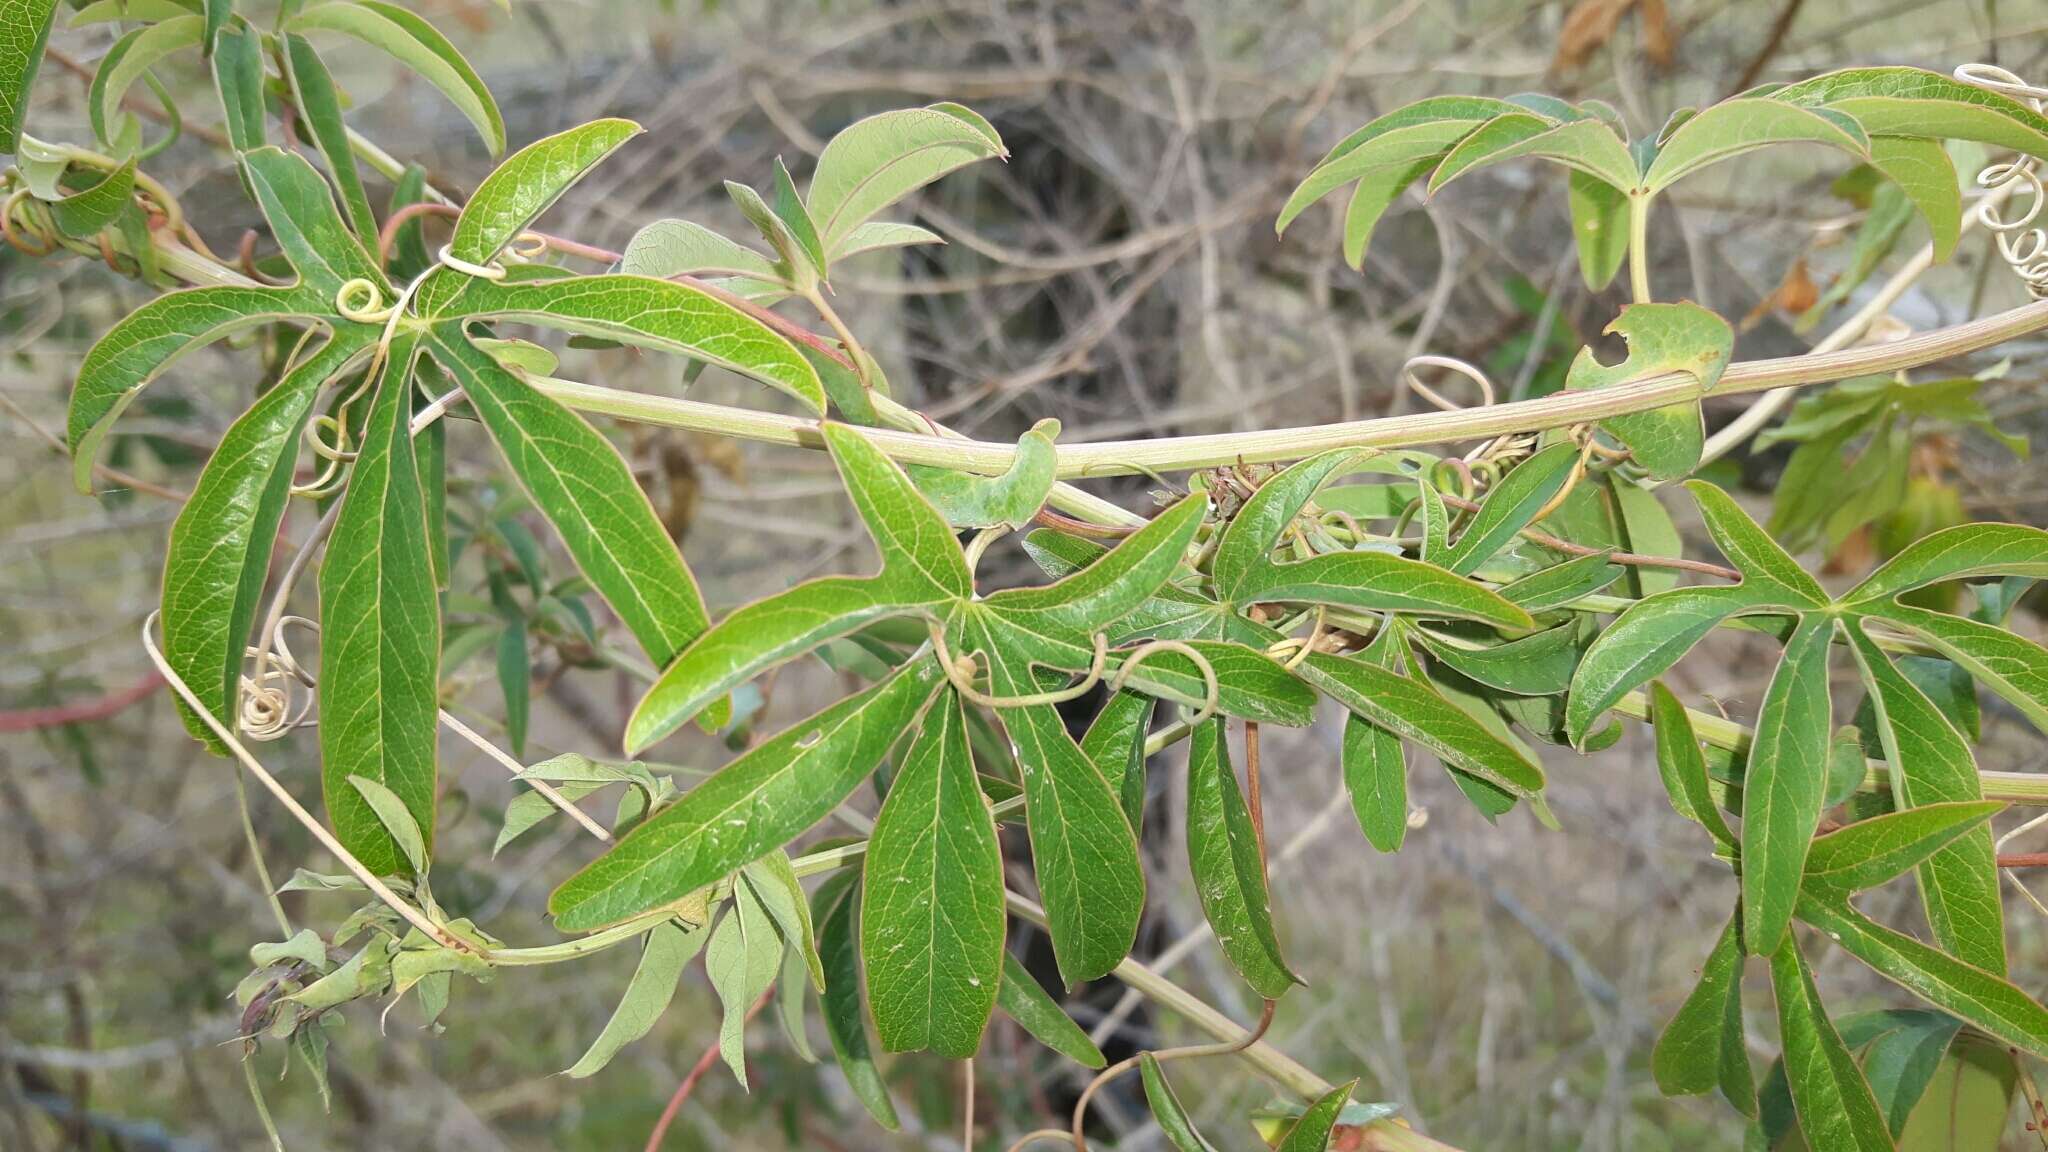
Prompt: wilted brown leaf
<box><xmin>1553</xmin><ymin>0</ymin><xmax>1679</xmax><ymax>73</ymax></box>
<box><xmin>1741</xmin><ymin>257</ymin><xmax>1819</xmax><ymax>331</ymax></box>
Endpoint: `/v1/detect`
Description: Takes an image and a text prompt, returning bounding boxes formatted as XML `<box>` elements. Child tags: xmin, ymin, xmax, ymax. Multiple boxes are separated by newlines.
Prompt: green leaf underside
<box><xmin>432</xmin><ymin>333</ymin><xmax>711</xmax><ymax>668</ymax></box>
<box><xmin>1141</xmin><ymin>1054</ymin><xmax>1221</xmax><ymax>1152</ymax></box>
<box><xmin>1341</xmin><ymin>631</ymin><xmax>1409</xmax><ymax>853</ymax></box>
<box><xmin>907</xmin><ymin>418</ymin><xmax>1059</xmax><ymax>529</ymax></box>
<box><xmin>1741</xmin><ymin>613</ymin><xmax>1835</xmax><ymax>958</ymax></box>
<box><xmin>706</xmin><ymin>879</ymin><xmax>781</xmax><ymax>1088</ymax></box>
<box><xmin>806</xmin><ymin>104</ymin><xmax>1006</xmax><ymax>257</ymax></box>
<box><xmin>565</xmin><ymin>919</ymin><xmax>706</xmax><ymax>1077</ymax></box>
<box><xmin>1565</xmin><ymin>305</ymin><xmax>1734</xmax><ymax>481</ymax></box>
<box><xmin>1278</xmin><ymin>1079</ymin><xmax>1359</xmax><ymax>1152</ymax></box>
<box><xmin>1650</xmin><ymin>682</ymin><xmax>1735</xmax><ymax>849</ymax></box>
<box><xmin>1653</xmin><ymin>912</ymin><xmax>1755</xmax><ymax>1115</ymax></box>
<box><xmin>163</xmin><ymin>335</ymin><xmax>366</xmax><ymax>749</ymax></box>
<box><xmin>1186</xmin><ymin>718</ymin><xmax>1298</xmax><ymax>998</ymax></box>
<box><xmin>861</xmin><ymin>690</ymin><xmax>1004</xmax><ymax>1057</ymax></box>
<box><xmin>997</xmin><ymin>950</ymin><xmax>1106</xmax><ymax>1067</ymax></box>
<box><xmin>812</xmin><ymin>872</ymin><xmax>901</xmax><ymax>1129</ymax></box>
<box><xmin>551</xmin><ymin>655</ymin><xmax>942</xmax><ymax>932</ymax></box>
<box><xmin>319</xmin><ymin>336</ymin><xmax>438</xmax><ymax>877</ymax></box>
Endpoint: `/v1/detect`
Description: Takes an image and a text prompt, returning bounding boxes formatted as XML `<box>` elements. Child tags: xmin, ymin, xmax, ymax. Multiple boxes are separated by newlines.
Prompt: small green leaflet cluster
<box><xmin>1279</xmin><ymin>66</ymin><xmax>2048</xmax><ymax>290</ymax></box>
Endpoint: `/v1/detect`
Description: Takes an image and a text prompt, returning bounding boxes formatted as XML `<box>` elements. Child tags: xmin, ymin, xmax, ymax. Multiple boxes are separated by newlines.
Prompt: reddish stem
<box><xmin>643</xmin><ymin>988</ymin><xmax>773</xmax><ymax>1152</ymax></box>
<box><xmin>0</xmin><ymin>671</ymin><xmax>165</xmax><ymax>733</ymax></box>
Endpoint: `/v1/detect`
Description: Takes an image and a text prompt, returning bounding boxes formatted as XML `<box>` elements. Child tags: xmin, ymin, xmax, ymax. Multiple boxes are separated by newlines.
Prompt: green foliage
<box><xmin>10</xmin><ymin>12</ymin><xmax>2048</xmax><ymax>1147</ymax></box>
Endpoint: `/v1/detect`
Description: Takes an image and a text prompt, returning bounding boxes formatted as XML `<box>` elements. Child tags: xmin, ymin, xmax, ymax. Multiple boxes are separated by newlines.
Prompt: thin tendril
<box><xmin>1105</xmin><ymin>639</ymin><xmax>1219</xmax><ymax>724</ymax></box>
<box><xmin>930</xmin><ymin>623</ymin><xmax>1109</xmax><ymax>708</ymax></box>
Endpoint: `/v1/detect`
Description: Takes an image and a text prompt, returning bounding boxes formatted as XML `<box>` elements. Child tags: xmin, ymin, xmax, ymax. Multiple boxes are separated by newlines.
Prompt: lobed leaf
<box><xmin>1499</xmin><ymin>551</ymin><xmax>1623</xmax><ymax>611</ymax></box>
<box><xmin>1082</xmin><ymin>689</ymin><xmax>1154</xmax><ymax>829</ymax></box>
<box><xmin>1801</xmin><ymin>801</ymin><xmax>2002</xmax><ymax>896</ymax></box>
<box><xmin>1842</xmin><ymin>620</ymin><xmax>2004</xmax><ymax>973</ymax></box>
<box><xmin>162</xmin><ymin>335</ymin><xmax>365</xmax><ymax>751</ymax></box>
<box><xmin>1185</xmin><ymin>718</ymin><xmax>1299</xmax><ymax>998</ymax></box>
<box><xmin>1645</xmin><ymin>98</ymin><xmax>1869</xmax><ymax>191</ymax></box>
<box><xmin>90</xmin><ymin>16</ymin><xmax>200</xmax><ymax>148</ymax></box>
<box><xmin>319</xmin><ymin>337</ymin><xmax>439</xmax><ymax>877</ymax></box>
<box><xmin>1566</xmin><ymin>583</ymin><xmax>1800</xmax><ymax>744</ymax></box>
<box><xmin>1277</xmin><ymin>96</ymin><xmax>1527</xmax><ymax>234</ymax></box>
<box><xmin>210</xmin><ymin>19</ymin><xmax>262</xmax><ymax>151</ymax></box>
<box><xmin>1107</xmin><ymin>641</ymin><xmax>1317</xmax><ymax>727</ymax></box>
<box><xmin>1413</xmin><ymin>624</ymin><xmax>1582</xmax><ymax>697</ymax></box>
<box><xmin>432</xmin><ymin>334</ymin><xmax>712</xmax><ymax>670</ymax></box>
<box><xmin>552</xmin><ymin>655</ymin><xmax>943</xmax><ymax>932</ymax></box>
<box><xmin>1649</xmin><ymin>683</ymin><xmax>1736</xmax><ymax>849</ymax></box>
<box><xmin>1775</xmin><ymin>66</ymin><xmax>2048</xmax><ymax>161</ymax></box>
<box><xmin>1878</xmin><ymin>603</ymin><xmax>2048</xmax><ymax>734</ymax></box>
<box><xmin>1768</xmin><ymin>937</ymin><xmax>1896</xmax><ymax>1152</ymax></box>
<box><xmin>620</xmin><ymin>218</ymin><xmax>781</xmax><ymax>281</ymax></box>
<box><xmin>282</xmin><ymin>34</ymin><xmax>377</xmax><ymax>242</ymax></box>
<box><xmin>861</xmin><ymin>691</ymin><xmax>1004</xmax><ymax>1058</ymax></box>
<box><xmin>1298</xmin><ymin>651</ymin><xmax>1544</xmax><ymax>799</ymax></box>
<box><xmin>1844</xmin><ymin>523</ymin><xmax>2048</xmax><ymax>608</ymax></box>
<box><xmin>1740</xmin><ymin>614</ymin><xmax>1835</xmax><ymax>958</ymax></box>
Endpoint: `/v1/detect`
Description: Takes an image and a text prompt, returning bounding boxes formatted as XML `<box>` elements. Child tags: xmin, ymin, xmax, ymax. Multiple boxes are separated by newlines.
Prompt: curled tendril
<box><xmin>1105</xmin><ymin>638</ymin><xmax>1219</xmax><ymax>724</ymax></box>
<box><xmin>239</xmin><ymin>616</ymin><xmax>320</xmax><ymax>740</ymax></box>
<box><xmin>2</xmin><ymin>189</ymin><xmax>58</xmax><ymax>257</ymax></box>
<box><xmin>435</xmin><ymin>232</ymin><xmax>550</xmax><ymax>282</ymax></box>
<box><xmin>928</xmin><ymin>622</ymin><xmax>1110</xmax><ymax>708</ymax></box>
<box><xmin>436</xmin><ymin>243</ymin><xmax>508</xmax><ymax>280</ymax></box>
<box><xmin>1264</xmin><ymin>607</ymin><xmax>1329</xmax><ymax>671</ymax></box>
<box><xmin>1956</xmin><ymin>64</ymin><xmax>2048</xmax><ymax>300</ymax></box>
<box><xmin>335</xmin><ymin>277</ymin><xmax>394</xmax><ymax>323</ymax></box>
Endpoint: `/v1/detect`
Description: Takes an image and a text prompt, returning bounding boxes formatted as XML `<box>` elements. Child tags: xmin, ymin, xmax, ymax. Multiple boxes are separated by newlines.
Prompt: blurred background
<box><xmin>5</xmin><ymin>1</ymin><xmax>2048</xmax><ymax>1149</ymax></box>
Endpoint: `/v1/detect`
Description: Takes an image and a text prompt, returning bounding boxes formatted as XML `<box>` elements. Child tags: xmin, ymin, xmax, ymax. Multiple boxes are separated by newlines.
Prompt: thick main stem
<box><xmin>1628</xmin><ymin>193</ymin><xmax>1653</xmax><ymax>304</ymax></box>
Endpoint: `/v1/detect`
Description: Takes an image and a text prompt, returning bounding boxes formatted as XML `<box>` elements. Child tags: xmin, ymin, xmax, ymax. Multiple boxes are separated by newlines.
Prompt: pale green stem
<box><xmin>1628</xmin><ymin>193</ymin><xmax>1653</xmax><ymax>304</ymax></box>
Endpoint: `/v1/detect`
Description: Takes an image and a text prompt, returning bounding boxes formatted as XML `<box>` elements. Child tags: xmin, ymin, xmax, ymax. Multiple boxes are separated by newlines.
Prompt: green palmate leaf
<box><xmin>47</xmin><ymin>157</ymin><xmax>135</xmax><ymax>238</ymax></box>
<box><xmin>812</xmin><ymin>872</ymin><xmax>900</xmax><ymax>1129</ymax></box>
<box><xmin>1277</xmin><ymin>96</ymin><xmax>1526</xmax><ymax>235</ymax></box>
<box><xmin>448</xmin><ymin>118</ymin><xmax>640</xmax><ymax>268</ymax></box>
<box><xmin>1796</xmin><ymin>895</ymin><xmax>2048</xmax><ymax>1061</ymax></box>
<box><xmin>1565</xmin><ymin>305</ymin><xmax>1734</xmax><ymax>481</ymax></box>
<box><xmin>1212</xmin><ymin>448</ymin><xmax>1359</xmax><ymax>597</ymax></box>
<box><xmin>862</xmin><ymin>690</ymin><xmax>1004</xmax><ymax>1058</ymax></box>
<box><xmin>1186</xmin><ymin>718</ymin><xmax>1299</xmax><ymax>999</ymax></box>
<box><xmin>626</xmin><ymin>424</ymin><xmax>966</xmax><ymax>749</ymax></box>
<box><xmin>551</xmin><ymin>655</ymin><xmax>941</xmax><ymax>932</ymax></box>
<box><xmin>984</xmin><ymin>672</ymin><xmax>1142</xmax><ymax>982</ymax></box>
<box><xmin>620</xmin><ymin>218</ymin><xmax>782</xmax><ymax>281</ymax></box>
<box><xmin>1298</xmin><ymin>651</ymin><xmax>1544</xmax><ymax>798</ymax></box>
<box><xmin>565</xmin><ymin>919</ymin><xmax>706</xmax><ymax>1077</ymax></box>
<box><xmin>162</xmin><ymin>336</ymin><xmax>364</xmax><ymax>751</ymax></box>
<box><xmin>430</xmin><ymin>334</ymin><xmax>712</xmax><ymax>669</ymax></box>
<box><xmin>320</xmin><ymin>336</ymin><xmax>438</xmax><ymax>877</ymax></box>
<box><xmin>1140</xmin><ymin>1054</ymin><xmax>1221</xmax><ymax>1152</ymax></box>
<box><xmin>1654</xmin><ymin>912</ymin><xmax>1756</xmax><ymax>1115</ymax></box>
<box><xmin>1444</xmin><ymin>443</ymin><xmax>1582</xmax><ymax>574</ymax></box>
<box><xmin>1876</xmin><ymin>603</ymin><xmax>2048</xmax><ymax>733</ymax></box>
<box><xmin>282</xmin><ymin>34</ymin><xmax>376</xmax><ymax>242</ymax></box>
<box><xmin>210</xmin><ymin>19</ymin><xmax>262</xmax><ymax>152</ymax></box>
<box><xmin>805</xmin><ymin>103</ymin><xmax>1006</xmax><ymax>258</ymax></box>
<box><xmin>1425</xmin><ymin>110</ymin><xmax>1559</xmax><ymax>190</ymax></box>
<box><xmin>430</xmin><ymin>273</ymin><xmax>823</xmax><ymax>412</ymax></box>
<box><xmin>90</xmin><ymin>16</ymin><xmax>200</xmax><ymax>148</ymax></box>
<box><xmin>981</xmin><ymin>494</ymin><xmax>1205</xmax><ymax>645</ymax></box>
<box><xmin>1567</xmin><ymin>170</ymin><xmax>1631</xmax><ymax>290</ymax></box>
<box><xmin>1645</xmin><ymin>98</ymin><xmax>1869</xmax><ymax>191</ymax></box>
<box><xmin>1868</xmin><ymin>136</ymin><xmax>1962</xmax><ymax>263</ymax></box>
<box><xmin>1081</xmin><ymin>689</ymin><xmax>1153</xmax><ymax>828</ymax></box>
<box><xmin>1439</xmin><ymin>114</ymin><xmax>1640</xmax><ymax>193</ymax></box>
<box><xmin>1800</xmin><ymin>801</ymin><xmax>2002</xmax><ymax>895</ymax></box>
<box><xmin>997</xmin><ymin>950</ymin><xmax>1106</xmax><ymax>1067</ymax></box>
<box><xmin>1842</xmin><ymin>621</ymin><xmax>2004</xmax><ymax>973</ymax></box>
<box><xmin>1741</xmin><ymin>614</ymin><xmax>1835</xmax><ymax>958</ymax></box>
<box><xmin>347</xmin><ymin>774</ymin><xmax>426</xmax><ymax>876</ymax></box>
<box><xmin>1566</xmin><ymin>583</ymin><xmax>1800</xmax><ymax>744</ymax></box>
<box><xmin>1774</xmin><ymin>66</ymin><xmax>2048</xmax><ymax>162</ymax></box>
<box><xmin>1843</xmin><ymin>523</ymin><xmax>2048</xmax><ymax>607</ymax></box>
<box><xmin>1500</xmin><ymin>551</ymin><xmax>1623</xmax><ymax>611</ymax></box>
<box><xmin>1277</xmin><ymin>1079</ymin><xmax>1359</xmax><ymax>1152</ymax></box>
<box><xmin>0</xmin><ymin>0</ymin><xmax>58</xmax><ymax>153</ymax></box>
<box><xmin>705</xmin><ymin>880</ymin><xmax>782</xmax><ymax>1088</ymax></box>
<box><xmin>907</xmin><ymin>418</ymin><xmax>1059</xmax><ymax>529</ymax></box>
<box><xmin>1412</xmin><ymin>624</ymin><xmax>1582</xmax><ymax>697</ymax></box>
<box><xmin>288</xmin><ymin>0</ymin><xmax>503</xmax><ymax>154</ymax></box>
<box><xmin>1650</xmin><ymin>682</ymin><xmax>1735</xmax><ymax>849</ymax></box>
<box><xmin>1769</xmin><ymin>937</ymin><xmax>1895</xmax><ymax>1152</ymax></box>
